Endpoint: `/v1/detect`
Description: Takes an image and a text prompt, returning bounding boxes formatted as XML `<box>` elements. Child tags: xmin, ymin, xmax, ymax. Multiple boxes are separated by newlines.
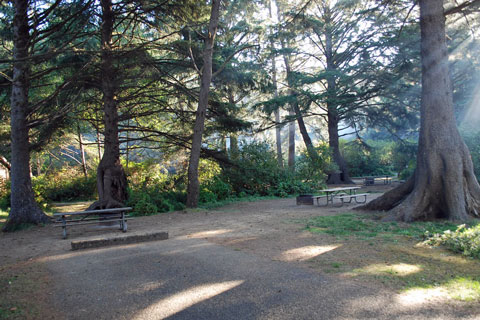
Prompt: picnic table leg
<box><xmin>121</xmin><ymin>212</ymin><xmax>127</xmax><ymax>232</ymax></box>
<box><xmin>61</xmin><ymin>215</ymin><xmax>67</xmax><ymax>239</ymax></box>
<box><xmin>327</xmin><ymin>192</ymin><xmax>333</xmax><ymax>205</ymax></box>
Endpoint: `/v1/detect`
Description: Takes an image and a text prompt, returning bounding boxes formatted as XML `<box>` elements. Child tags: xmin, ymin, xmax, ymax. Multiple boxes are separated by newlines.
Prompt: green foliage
<box><xmin>305</xmin><ymin>213</ymin><xmax>458</xmax><ymax>240</ymax></box>
<box><xmin>124</xmin><ymin>140</ymin><xmax>331</xmax><ymax>215</ymax></box>
<box><xmin>0</xmin><ymin>179</ymin><xmax>9</xmax><ymax>211</ymax></box>
<box><xmin>221</xmin><ymin>141</ymin><xmax>319</xmax><ymax>197</ymax></box>
<box><xmin>32</xmin><ymin>169</ymin><xmax>96</xmax><ymax>203</ymax></box>
<box><xmin>199</xmin><ymin>176</ymin><xmax>233</xmax><ymax>204</ymax></box>
<box><xmin>296</xmin><ymin>143</ymin><xmax>335</xmax><ymax>190</ymax></box>
<box><xmin>425</xmin><ymin>223</ymin><xmax>480</xmax><ymax>260</ymax></box>
<box><xmin>391</xmin><ymin>142</ymin><xmax>417</xmax><ymax>180</ymax></box>
<box><xmin>125</xmin><ymin>161</ymin><xmax>187</xmax><ymax>216</ymax></box>
<box><xmin>341</xmin><ymin>139</ymin><xmax>417</xmax><ymax>179</ymax></box>
<box><xmin>0</xmin><ymin>168</ymin><xmax>96</xmax><ymax>210</ymax></box>
<box><xmin>342</xmin><ymin>140</ymin><xmax>393</xmax><ymax>177</ymax></box>
<box><xmin>126</xmin><ymin>186</ymin><xmax>186</xmax><ymax>216</ymax></box>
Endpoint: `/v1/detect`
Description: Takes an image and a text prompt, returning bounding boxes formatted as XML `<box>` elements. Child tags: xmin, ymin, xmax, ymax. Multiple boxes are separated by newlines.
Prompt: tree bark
<box><xmin>324</xmin><ymin>7</ymin><xmax>353</xmax><ymax>185</ymax></box>
<box><xmin>4</xmin><ymin>0</ymin><xmax>50</xmax><ymax>231</ymax></box>
<box><xmin>359</xmin><ymin>0</ymin><xmax>480</xmax><ymax>221</ymax></box>
<box><xmin>88</xmin><ymin>0</ymin><xmax>127</xmax><ymax>210</ymax></box>
<box><xmin>282</xmin><ymin>41</ymin><xmax>320</xmax><ymax>170</ymax></box>
<box><xmin>326</xmin><ymin>111</ymin><xmax>353</xmax><ymax>184</ymax></box>
<box><xmin>287</xmin><ymin>109</ymin><xmax>296</xmax><ymax>169</ymax></box>
<box><xmin>96</xmin><ymin>118</ymin><xmax>102</xmax><ymax>161</ymax></box>
<box><xmin>280</xmin><ymin>46</ymin><xmax>297</xmax><ymax>171</ymax></box>
<box><xmin>186</xmin><ymin>0</ymin><xmax>221</xmax><ymax>208</ymax></box>
<box><xmin>269</xmin><ymin>0</ymin><xmax>283</xmax><ymax>168</ymax></box>
<box><xmin>77</xmin><ymin>125</ymin><xmax>88</xmax><ymax>177</ymax></box>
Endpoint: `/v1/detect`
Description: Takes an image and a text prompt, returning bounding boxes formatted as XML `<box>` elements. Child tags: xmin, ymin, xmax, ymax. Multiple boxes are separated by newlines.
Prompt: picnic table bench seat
<box><xmin>313</xmin><ymin>193</ymin><xmax>348</xmax><ymax>205</ymax></box>
<box><xmin>53</xmin><ymin>207</ymin><xmax>133</xmax><ymax>239</ymax></box>
<box><xmin>336</xmin><ymin>193</ymin><xmax>368</xmax><ymax>206</ymax></box>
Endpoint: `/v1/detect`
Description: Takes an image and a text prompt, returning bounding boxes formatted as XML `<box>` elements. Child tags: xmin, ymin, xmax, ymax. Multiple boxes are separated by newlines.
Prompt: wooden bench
<box><xmin>53</xmin><ymin>207</ymin><xmax>133</xmax><ymax>239</ymax></box>
<box><xmin>336</xmin><ymin>194</ymin><xmax>368</xmax><ymax>206</ymax></box>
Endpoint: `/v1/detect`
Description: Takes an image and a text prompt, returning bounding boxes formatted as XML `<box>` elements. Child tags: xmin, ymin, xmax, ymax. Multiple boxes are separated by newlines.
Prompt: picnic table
<box><xmin>362</xmin><ymin>176</ymin><xmax>392</xmax><ymax>185</ymax></box>
<box><xmin>313</xmin><ymin>186</ymin><xmax>366</xmax><ymax>206</ymax></box>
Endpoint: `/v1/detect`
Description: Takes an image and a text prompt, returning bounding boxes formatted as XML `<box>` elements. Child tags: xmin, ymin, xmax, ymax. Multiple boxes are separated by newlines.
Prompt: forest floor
<box><xmin>1</xmin><ymin>183</ymin><xmax>480</xmax><ymax>319</ymax></box>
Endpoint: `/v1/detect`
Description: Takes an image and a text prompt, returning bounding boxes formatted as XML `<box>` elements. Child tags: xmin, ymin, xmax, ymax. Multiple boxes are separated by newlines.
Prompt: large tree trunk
<box><xmin>359</xmin><ymin>0</ymin><xmax>480</xmax><ymax>221</ymax></box>
<box><xmin>326</xmin><ymin>111</ymin><xmax>353</xmax><ymax>184</ymax></box>
<box><xmin>186</xmin><ymin>0</ymin><xmax>221</xmax><ymax>208</ymax></box>
<box><xmin>324</xmin><ymin>7</ymin><xmax>353</xmax><ymax>185</ymax></box>
<box><xmin>269</xmin><ymin>0</ymin><xmax>283</xmax><ymax>168</ymax></box>
<box><xmin>281</xmin><ymin>47</ymin><xmax>299</xmax><ymax>171</ymax></box>
<box><xmin>4</xmin><ymin>0</ymin><xmax>50</xmax><ymax>231</ymax></box>
<box><xmin>88</xmin><ymin>0</ymin><xmax>127</xmax><ymax>210</ymax></box>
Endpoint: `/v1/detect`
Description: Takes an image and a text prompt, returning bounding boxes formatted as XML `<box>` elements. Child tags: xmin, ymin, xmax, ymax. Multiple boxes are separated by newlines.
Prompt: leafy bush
<box><xmin>296</xmin><ymin>143</ymin><xmax>336</xmax><ymax>190</ymax></box>
<box><xmin>341</xmin><ymin>139</ymin><xmax>417</xmax><ymax>178</ymax></box>
<box><xmin>391</xmin><ymin>141</ymin><xmax>417</xmax><ymax>180</ymax></box>
<box><xmin>0</xmin><ymin>179</ymin><xmax>9</xmax><ymax>211</ymax></box>
<box><xmin>221</xmin><ymin>141</ymin><xmax>320</xmax><ymax>197</ymax></box>
<box><xmin>201</xmin><ymin>176</ymin><xmax>232</xmax><ymax>201</ymax></box>
<box><xmin>132</xmin><ymin>193</ymin><xmax>159</xmax><ymax>216</ymax></box>
<box><xmin>126</xmin><ymin>186</ymin><xmax>186</xmax><ymax>216</ymax></box>
<box><xmin>424</xmin><ymin>223</ymin><xmax>480</xmax><ymax>259</ymax></box>
<box><xmin>33</xmin><ymin>169</ymin><xmax>97</xmax><ymax>202</ymax></box>
<box><xmin>342</xmin><ymin>139</ymin><xmax>392</xmax><ymax>177</ymax></box>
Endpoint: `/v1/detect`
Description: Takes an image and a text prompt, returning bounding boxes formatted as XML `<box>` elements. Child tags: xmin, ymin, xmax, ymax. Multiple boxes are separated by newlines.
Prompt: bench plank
<box><xmin>53</xmin><ymin>207</ymin><xmax>132</xmax><ymax>217</ymax></box>
<box><xmin>54</xmin><ymin>218</ymin><xmax>133</xmax><ymax>227</ymax></box>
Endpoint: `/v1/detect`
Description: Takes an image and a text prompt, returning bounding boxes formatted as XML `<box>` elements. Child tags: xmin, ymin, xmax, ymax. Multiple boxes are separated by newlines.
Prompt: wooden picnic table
<box><xmin>363</xmin><ymin>176</ymin><xmax>392</xmax><ymax>185</ymax></box>
<box><xmin>316</xmin><ymin>186</ymin><xmax>361</xmax><ymax>206</ymax></box>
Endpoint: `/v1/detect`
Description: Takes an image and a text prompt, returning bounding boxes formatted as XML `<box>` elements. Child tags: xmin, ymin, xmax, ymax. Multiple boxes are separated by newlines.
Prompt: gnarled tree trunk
<box><xmin>4</xmin><ymin>0</ymin><xmax>50</xmax><ymax>231</ymax></box>
<box><xmin>88</xmin><ymin>0</ymin><xmax>127</xmax><ymax>210</ymax></box>
<box><xmin>359</xmin><ymin>0</ymin><xmax>480</xmax><ymax>221</ymax></box>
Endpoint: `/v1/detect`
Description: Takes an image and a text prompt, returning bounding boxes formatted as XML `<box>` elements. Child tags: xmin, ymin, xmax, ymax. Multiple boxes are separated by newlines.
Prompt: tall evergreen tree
<box><xmin>361</xmin><ymin>0</ymin><xmax>480</xmax><ymax>221</ymax></box>
<box><xmin>186</xmin><ymin>0</ymin><xmax>221</xmax><ymax>208</ymax></box>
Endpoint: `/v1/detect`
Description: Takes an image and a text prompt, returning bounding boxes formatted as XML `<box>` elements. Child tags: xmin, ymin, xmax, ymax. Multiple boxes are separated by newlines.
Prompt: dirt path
<box><xmin>1</xmin><ymin>185</ymin><xmax>479</xmax><ymax>319</ymax></box>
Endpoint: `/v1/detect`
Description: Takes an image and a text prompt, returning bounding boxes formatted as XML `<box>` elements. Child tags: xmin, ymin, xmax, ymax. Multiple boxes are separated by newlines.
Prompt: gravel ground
<box><xmin>1</xmin><ymin>184</ymin><xmax>479</xmax><ymax>319</ymax></box>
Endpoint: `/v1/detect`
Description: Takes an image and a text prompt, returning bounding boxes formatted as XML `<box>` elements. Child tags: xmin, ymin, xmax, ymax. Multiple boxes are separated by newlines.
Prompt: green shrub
<box><xmin>424</xmin><ymin>223</ymin><xmax>480</xmax><ymax>259</ymax></box>
<box><xmin>0</xmin><ymin>179</ymin><xmax>10</xmax><ymax>211</ymax></box>
<box><xmin>342</xmin><ymin>139</ymin><xmax>393</xmax><ymax>177</ymax></box>
<box><xmin>131</xmin><ymin>194</ymin><xmax>158</xmax><ymax>216</ymax></box>
<box><xmin>201</xmin><ymin>176</ymin><xmax>232</xmax><ymax>201</ymax></box>
<box><xmin>296</xmin><ymin>143</ymin><xmax>335</xmax><ymax>190</ymax></box>
<box><xmin>32</xmin><ymin>169</ymin><xmax>97</xmax><ymax>202</ymax></box>
<box><xmin>126</xmin><ymin>187</ymin><xmax>186</xmax><ymax>215</ymax></box>
<box><xmin>221</xmin><ymin>141</ymin><xmax>319</xmax><ymax>197</ymax></box>
<box><xmin>199</xmin><ymin>189</ymin><xmax>217</xmax><ymax>204</ymax></box>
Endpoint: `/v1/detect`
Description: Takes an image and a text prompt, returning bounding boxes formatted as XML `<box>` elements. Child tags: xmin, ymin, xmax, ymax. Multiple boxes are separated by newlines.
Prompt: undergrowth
<box><xmin>424</xmin><ymin>223</ymin><xmax>480</xmax><ymax>259</ymax></box>
<box><xmin>305</xmin><ymin>213</ymin><xmax>458</xmax><ymax>240</ymax></box>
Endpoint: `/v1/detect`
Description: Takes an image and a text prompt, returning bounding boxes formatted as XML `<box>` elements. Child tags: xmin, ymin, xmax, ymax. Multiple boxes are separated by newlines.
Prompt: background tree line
<box><xmin>1</xmin><ymin>0</ymin><xmax>480</xmax><ymax>230</ymax></box>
